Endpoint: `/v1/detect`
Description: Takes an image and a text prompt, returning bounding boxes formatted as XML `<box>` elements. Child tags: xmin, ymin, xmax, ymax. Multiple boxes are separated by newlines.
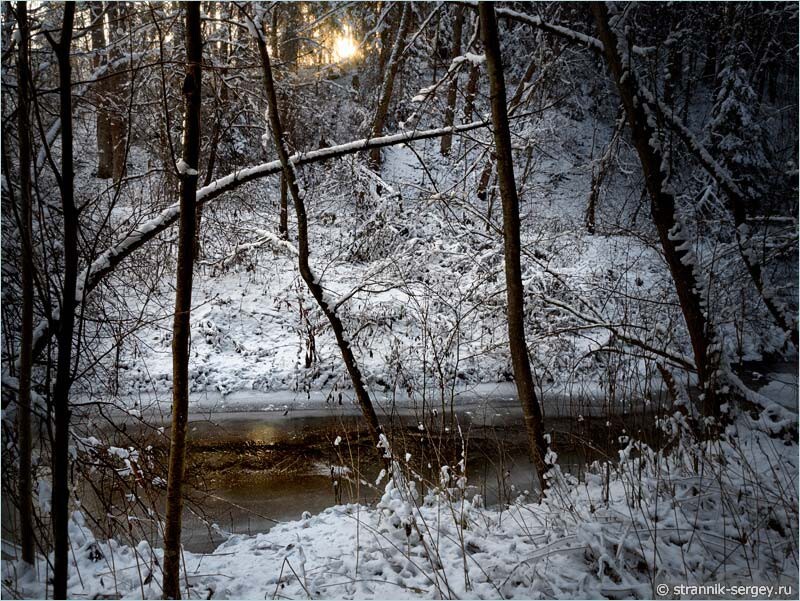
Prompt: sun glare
<box><xmin>333</xmin><ymin>28</ymin><xmax>357</xmax><ymax>62</ymax></box>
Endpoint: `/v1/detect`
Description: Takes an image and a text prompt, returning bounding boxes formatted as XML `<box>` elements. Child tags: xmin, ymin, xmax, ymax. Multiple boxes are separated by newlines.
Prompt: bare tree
<box><xmin>89</xmin><ymin>1</ymin><xmax>114</xmax><ymax>179</ymax></box>
<box><xmin>440</xmin><ymin>4</ymin><xmax>465</xmax><ymax>156</ymax></box>
<box><xmin>43</xmin><ymin>3</ymin><xmax>77</xmax><ymax>597</ymax></box>
<box><xmin>107</xmin><ymin>1</ymin><xmax>129</xmax><ymax>183</ymax></box>
<box><xmin>244</xmin><ymin>6</ymin><xmax>385</xmax><ymax>450</ymax></box>
<box><xmin>14</xmin><ymin>0</ymin><xmax>35</xmax><ymax>567</ymax></box>
<box><xmin>162</xmin><ymin>3</ymin><xmax>202</xmax><ymax>598</ymax></box>
<box><xmin>590</xmin><ymin>2</ymin><xmax>721</xmax><ymax>418</ymax></box>
<box><xmin>369</xmin><ymin>2</ymin><xmax>412</xmax><ymax>165</ymax></box>
<box><xmin>480</xmin><ymin>2</ymin><xmax>549</xmax><ymax>491</ymax></box>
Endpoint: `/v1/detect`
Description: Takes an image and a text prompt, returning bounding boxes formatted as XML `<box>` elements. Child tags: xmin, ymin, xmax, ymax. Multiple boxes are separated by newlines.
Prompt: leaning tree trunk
<box><xmin>369</xmin><ymin>2</ymin><xmax>412</xmax><ymax>165</ymax></box>
<box><xmin>246</xmin><ymin>9</ymin><xmax>385</xmax><ymax>451</ymax></box>
<box><xmin>47</xmin><ymin>4</ymin><xmax>76</xmax><ymax>597</ymax></box>
<box><xmin>15</xmin><ymin>0</ymin><xmax>35</xmax><ymax>567</ymax></box>
<box><xmin>479</xmin><ymin>2</ymin><xmax>549</xmax><ymax>492</ymax></box>
<box><xmin>162</xmin><ymin>3</ymin><xmax>202</xmax><ymax>599</ymax></box>
<box><xmin>591</xmin><ymin>2</ymin><xmax>720</xmax><ymax>419</ymax></box>
<box><xmin>440</xmin><ymin>4</ymin><xmax>465</xmax><ymax>156</ymax></box>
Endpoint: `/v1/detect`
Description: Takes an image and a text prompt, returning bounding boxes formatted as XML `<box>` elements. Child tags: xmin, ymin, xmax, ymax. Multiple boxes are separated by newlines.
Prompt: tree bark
<box><xmin>247</xmin><ymin>9</ymin><xmax>385</xmax><ymax>451</ymax></box>
<box><xmin>89</xmin><ymin>1</ymin><xmax>114</xmax><ymax>179</ymax></box>
<box><xmin>463</xmin><ymin>60</ymin><xmax>480</xmax><ymax>123</ymax></box>
<box><xmin>369</xmin><ymin>2</ymin><xmax>412</xmax><ymax>165</ymax></box>
<box><xmin>107</xmin><ymin>1</ymin><xmax>128</xmax><ymax>184</ymax></box>
<box><xmin>162</xmin><ymin>3</ymin><xmax>202</xmax><ymax>598</ymax></box>
<box><xmin>440</xmin><ymin>4</ymin><xmax>465</xmax><ymax>156</ymax></box>
<box><xmin>15</xmin><ymin>0</ymin><xmax>35</xmax><ymax>567</ymax></box>
<box><xmin>586</xmin><ymin>109</ymin><xmax>624</xmax><ymax>234</ymax></box>
<box><xmin>275</xmin><ymin>3</ymin><xmax>298</xmax><ymax>239</ymax></box>
<box><xmin>279</xmin><ymin>173</ymin><xmax>289</xmax><ymax>238</ymax></box>
<box><xmin>591</xmin><ymin>2</ymin><xmax>720</xmax><ymax>418</ymax></box>
<box><xmin>476</xmin><ymin>55</ymin><xmax>537</xmax><ymax>201</ymax></box>
<box><xmin>48</xmin><ymin>4</ymin><xmax>76</xmax><ymax>598</ymax></box>
<box><xmin>479</xmin><ymin>2</ymin><xmax>549</xmax><ymax>492</ymax></box>
<box><xmin>377</xmin><ymin>2</ymin><xmax>394</xmax><ymax>75</ymax></box>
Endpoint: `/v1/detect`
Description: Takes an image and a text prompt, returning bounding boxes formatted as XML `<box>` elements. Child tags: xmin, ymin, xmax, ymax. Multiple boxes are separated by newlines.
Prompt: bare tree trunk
<box><xmin>369</xmin><ymin>2</ymin><xmax>412</xmax><ymax>165</ymax></box>
<box><xmin>269</xmin><ymin>4</ymin><xmax>280</xmax><ymax>59</ymax></box>
<box><xmin>15</xmin><ymin>0</ymin><xmax>35</xmax><ymax>567</ymax></box>
<box><xmin>279</xmin><ymin>174</ymin><xmax>289</xmax><ymax>238</ymax></box>
<box><xmin>89</xmin><ymin>1</ymin><xmax>113</xmax><ymax>179</ymax></box>
<box><xmin>591</xmin><ymin>2</ymin><xmax>720</xmax><ymax>418</ymax></box>
<box><xmin>47</xmin><ymin>4</ymin><xmax>76</xmax><ymax>597</ymax></box>
<box><xmin>107</xmin><ymin>1</ymin><xmax>128</xmax><ymax>184</ymax></box>
<box><xmin>463</xmin><ymin>61</ymin><xmax>480</xmax><ymax>123</ymax></box>
<box><xmin>162</xmin><ymin>4</ymin><xmax>202</xmax><ymax>598</ymax></box>
<box><xmin>586</xmin><ymin>109</ymin><xmax>624</xmax><ymax>234</ymax></box>
<box><xmin>480</xmin><ymin>2</ymin><xmax>549</xmax><ymax>492</ymax></box>
<box><xmin>194</xmin><ymin>73</ymin><xmax>225</xmax><ymax>262</ymax></box>
<box><xmin>247</xmin><ymin>9</ymin><xmax>385</xmax><ymax>450</ymax></box>
<box><xmin>462</xmin><ymin>12</ymin><xmax>482</xmax><ymax>123</ymax></box>
<box><xmin>275</xmin><ymin>3</ymin><xmax>298</xmax><ymax>239</ymax></box>
<box><xmin>476</xmin><ymin>56</ymin><xmax>537</xmax><ymax>201</ymax></box>
<box><xmin>377</xmin><ymin>2</ymin><xmax>394</xmax><ymax>75</ymax></box>
<box><xmin>440</xmin><ymin>4</ymin><xmax>465</xmax><ymax>156</ymax></box>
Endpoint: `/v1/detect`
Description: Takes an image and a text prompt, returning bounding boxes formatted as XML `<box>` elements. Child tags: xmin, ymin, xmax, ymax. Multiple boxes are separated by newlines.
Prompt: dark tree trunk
<box><xmin>479</xmin><ymin>2</ymin><xmax>549</xmax><ymax>492</ymax></box>
<box><xmin>279</xmin><ymin>174</ymin><xmax>289</xmax><ymax>238</ymax></box>
<box><xmin>247</xmin><ymin>8</ymin><xmax>385</xmax><ymax>451</ymax></box>
<box><xmin>275</xmin><ymin>3</ymin><xmax>298</xmax><ymax>239</ymax></box>
<box><xmin>107</xmin><ymin>1</ymin><xmax>128</xmax><ymax>184</ymax></box>
<box><xmin>591</xmin><ymin>2</ymin><xmax>720</xmax><ymax>418</ymax></box>
<box><xmin>377</xmin><ymin>2</ymin><xmax>393</xmax><ymax>74</ymax></box>
<box><xmin>702</xmin><ymin>36</ymin><xmax>717</xmax><ymax>81</ymax></box>
<box><xmin>586</xmin><ymin>109</ymin><xmax>624</xmax><ymax>234</ymax></box>
<box><xmin>463</xmin><ymin>60</ymin><xmax>480</xmax><ymax>123</ymax></box>
<box><xmin>193</xmin><ymin>102</ymin><xmax>221</xmax><ymax>262</ymax></box>
<box><xmin>162</xmin><ymin>4</ymin><xmax>202</xmax><ymax>599</ymax></box>
<box><xmin>89</xmin><ymin>1</ymin><xmax>114</xmax><ymax>179</ymax></box>
<box><xmin>49</xmin><ymin>4</ymin><xmax>76</xmax><ymax>598</ymax></box>
<box><xmin>440</xmin><ymin>4</ymin><xmax>465</xmax><ymax>156</ymax></box>
<box><xmin>476</xmin><ymin>56</ymin><xmax>537</xmax><ymax>201</ymax></box>
<box><xmin>369</xmin><ymin>2</ymin><xmax>412</xmax><ymax>165</ymax></box>
<box><xmin>15</xmin><ymin>0</ymin><xmax>35</xmax><ymax>567</ymax></box>
<box><xmin>463</xmin><ymin>13</ymin><xmax>482</xmax><ymax>123</ymax></box>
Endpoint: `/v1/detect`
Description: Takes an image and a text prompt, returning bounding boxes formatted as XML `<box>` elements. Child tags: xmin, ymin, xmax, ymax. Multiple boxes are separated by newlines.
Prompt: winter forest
<box><xmin>0</xmin><ymin>1</ymin><xmax>798</xmax><ymax>599</ymax></box>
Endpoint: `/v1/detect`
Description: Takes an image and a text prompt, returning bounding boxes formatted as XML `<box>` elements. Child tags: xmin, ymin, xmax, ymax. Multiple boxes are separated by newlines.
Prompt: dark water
<box><xmin>4</xmin><ymin>368</ymin><xmax>795</xmax><ymax>556</ymax></box>
<box><xmin>96</xmin><ymin>401</ymin><xmax>654</xmax><ymax>553</ymax></box>
<box><xmin>1</xmin><ymin>399</ymin><xmax>659</xmax><ymax>556</ymax></box>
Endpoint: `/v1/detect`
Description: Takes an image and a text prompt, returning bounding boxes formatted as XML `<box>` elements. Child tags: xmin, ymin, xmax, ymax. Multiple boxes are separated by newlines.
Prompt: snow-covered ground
<box><xmin>86</xmin><ymin>108</ymin><xmax>726</xmax><ymax>419</ymax></box>
<box><xmin>4</xmin><ymin>416</ymin><xmax>797</xmax><ymax>599</ymax></box>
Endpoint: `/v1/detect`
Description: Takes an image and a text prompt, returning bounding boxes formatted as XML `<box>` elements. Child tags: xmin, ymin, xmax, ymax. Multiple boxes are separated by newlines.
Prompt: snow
<box><xmin>176</xmin><ymin>159</ymin><xmax>199</xmax><ymax>176</ymax></box>
<box><xmin>3</xmin><ymin>14</ymin><xmax>797</xmax><ymax>600</ymax></box>
<box><xmin>4</xmin><ymin>415</ymin><xmax>796</xmax><ymax>600</ymax></box>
